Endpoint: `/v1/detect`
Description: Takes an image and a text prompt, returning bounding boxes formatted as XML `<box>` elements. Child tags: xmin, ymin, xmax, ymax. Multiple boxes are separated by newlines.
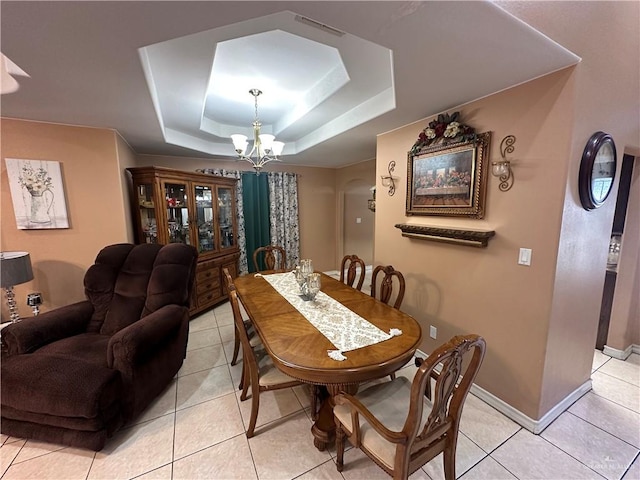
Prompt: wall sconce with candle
<box><xmin>381</xmin><ymin>161</ymin><xmax>397</xmax><ymax>196</ymax></box>
<box><xmin>492</xmin><ymin>135</ymin><xmax>516</xmax><ymax>191</ymax></box>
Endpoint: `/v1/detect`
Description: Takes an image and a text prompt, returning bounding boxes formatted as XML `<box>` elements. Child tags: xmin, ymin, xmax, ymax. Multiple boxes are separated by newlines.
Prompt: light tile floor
<box><xmin>1</xmin><ymin>303</ymin><xmax>639</xmax><ymax>480</ymax></box>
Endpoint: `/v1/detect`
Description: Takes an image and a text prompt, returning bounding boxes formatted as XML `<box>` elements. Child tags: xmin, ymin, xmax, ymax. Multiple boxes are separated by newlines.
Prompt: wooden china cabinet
<box><xmin>126</xmin><ymin>166</ymin><xmax>240</xmax><ymax>316</ymax></box>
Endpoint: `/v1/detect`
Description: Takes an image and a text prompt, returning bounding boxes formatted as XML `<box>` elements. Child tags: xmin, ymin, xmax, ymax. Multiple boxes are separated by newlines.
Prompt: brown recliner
<box><xmin>0</xmin><ymin>243</ymin><xmax>198</xmax><ymax>451</ymax></box>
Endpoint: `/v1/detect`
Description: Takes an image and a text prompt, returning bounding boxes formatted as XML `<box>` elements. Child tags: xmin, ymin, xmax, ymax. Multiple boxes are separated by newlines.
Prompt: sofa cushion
<box><xmin>143</xmin><ymin>243</ymin><xmax>197</xmax><ymax>316</ymax></box>
<box><xmin>1</xmin><ymin>354</ymin><xmax>121</xmax><ymax>419</ymax></box>
<box><xmin>100</xmin><ymin>244</ymin><xmax>162</xmax><ymax>336</ymax></box>
<box><xmin>36</xmin><ymin>333</ymin><xmax>110</xmax><ymax>367</ymax></box>
<box><xmin>85</xmin><ymin>243</ymin><xmax>136</xmax><ymax>333</ymax></box>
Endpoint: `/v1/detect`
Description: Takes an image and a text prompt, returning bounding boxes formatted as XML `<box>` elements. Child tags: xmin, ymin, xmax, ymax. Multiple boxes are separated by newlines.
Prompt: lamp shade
<box><xmin>1</xmin><ymin>251</ymin><xmax>34</xmax><ymax>288</ymax></box>
<box><xmin>231</xmin><ymin>134</ymin><xmax>248</xmax><ymax>155</ymax></box>
<box><xmin>258</xmin><ymin>134</ymin><xmax>275</xmax><ymax>151</ymax></box>
<box><xmin>271</xmin><ymin>141</ymin><xmax>285</xmax><ymax>156</ymax></box>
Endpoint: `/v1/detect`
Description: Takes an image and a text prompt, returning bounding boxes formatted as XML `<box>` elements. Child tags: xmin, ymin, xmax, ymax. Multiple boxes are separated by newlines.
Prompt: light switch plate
<box><xmin>518</xmin><ymin>248</ymin><xmax>532</xmax><ymax>266</ymax></box>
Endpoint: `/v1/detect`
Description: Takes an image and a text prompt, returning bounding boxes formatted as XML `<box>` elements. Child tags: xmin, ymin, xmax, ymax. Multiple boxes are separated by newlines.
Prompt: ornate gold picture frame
<box><xmin>406</xmin><ymin>132</ymin><xmax>491</xmax><ymax>218</ymax></box>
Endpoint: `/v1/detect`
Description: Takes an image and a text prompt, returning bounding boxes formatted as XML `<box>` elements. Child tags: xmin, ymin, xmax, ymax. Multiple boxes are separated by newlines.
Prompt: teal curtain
<box><xmin>242</xmin><ymin>172</ymin><xmax>270</xmax><ymax>273</ymax></box>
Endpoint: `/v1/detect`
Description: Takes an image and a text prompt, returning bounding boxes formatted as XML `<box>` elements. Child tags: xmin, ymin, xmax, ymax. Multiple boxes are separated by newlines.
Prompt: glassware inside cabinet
<box><xmin>218</xmin><ymin>187</ymin><xmax>235</xmax><ymax>249</ymax></box>
<box><xmin>194</xmin><ymin>184</ymin><xmax>215</xmax><ymax>253</ymax></box>
<box><xmin>137</xmin><ymin>184</ymin><xmax>157</xmax><ymax>244</ymax></box>
<box><xmin>164</xmin><ymin>182</ymin><xmax>191</xmax><ymax>245</ymax></box>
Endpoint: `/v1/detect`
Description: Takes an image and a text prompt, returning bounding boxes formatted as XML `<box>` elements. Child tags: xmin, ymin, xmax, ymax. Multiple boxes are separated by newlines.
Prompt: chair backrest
<box><xmin>84</xmin><ymin>243</ymin><xmax>197</xmax><ymax>335</ymax></box>
<box><xmin>253</xmin><ymin>245</ymin><xmax>287</xmax><ymax>272</ymax></box>
<box><xmin>224</xmin><ymin>268</ymin><xmax>259</xmax><ymax>373</ymax></box>
<box><xmin>371</xmin><ymin>265</ymin><xmax>405</xmax><ymax>310</ymax></box>
<box><xmin>340</xmin><ymin>254</ymin><xmax>366</xmax><ymax>290</ymax></box>
<box><xmin>404</xmin><ymin>335</ymin><xmax>486</xmax><ymax>475</ymax></box>
<box><xmin>222</xmin><ymin>266</ymin><xmax>234</xmax><ymax>292</ymax></box>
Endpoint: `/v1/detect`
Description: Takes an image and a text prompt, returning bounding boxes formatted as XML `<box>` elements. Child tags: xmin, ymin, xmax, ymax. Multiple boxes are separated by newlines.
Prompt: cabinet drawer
<box><xmin>197</xmin><ymin>277</ymin><xmax>220</xmax><ymax>296</ymax></box>
<box><xmin>197</xmin><ymin>288</ymin><xmax>221</xmax><ymax>308</ymax></box>
<box><xmin>197</xmin><ymin>265</ymin><xmax>220</xmax><ymax>284</ymax></box>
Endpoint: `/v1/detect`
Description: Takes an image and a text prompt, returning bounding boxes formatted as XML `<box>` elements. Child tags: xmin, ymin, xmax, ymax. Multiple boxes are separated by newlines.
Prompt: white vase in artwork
<box><xmin>29</xmin><ymin>190</ymin><xmax>54</xmax><ymax>223</ymax></box>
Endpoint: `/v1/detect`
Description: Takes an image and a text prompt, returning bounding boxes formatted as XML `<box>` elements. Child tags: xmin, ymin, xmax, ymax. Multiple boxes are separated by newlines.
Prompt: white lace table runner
<box><xmin>261</xmin><ymin>272</ymin><xmax>401</xmax><ymax>360</ymax></box>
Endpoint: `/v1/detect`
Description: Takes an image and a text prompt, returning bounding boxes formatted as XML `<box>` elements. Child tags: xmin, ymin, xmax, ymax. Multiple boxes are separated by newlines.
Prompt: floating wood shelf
<box><xmin>395</xmin><ymin>224</ymin><xmax>495</xmax><ymax>248</ymax></box>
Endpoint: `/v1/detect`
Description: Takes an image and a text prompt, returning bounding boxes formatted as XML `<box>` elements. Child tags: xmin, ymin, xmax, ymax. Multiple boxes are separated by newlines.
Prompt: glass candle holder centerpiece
<box><xmin>305</xmin><ymin>272</ymin><xmax>321</xmax><ymax>301</ymax></box>
<box><xmin>300</xmin><ymin>259</ymin><xmax>313</xmax><ymax>278</ymax></box>
<box><xmin>296</xmin><ymin>259</ymin><xmax>318</xmax><ymax>300</ymax></box>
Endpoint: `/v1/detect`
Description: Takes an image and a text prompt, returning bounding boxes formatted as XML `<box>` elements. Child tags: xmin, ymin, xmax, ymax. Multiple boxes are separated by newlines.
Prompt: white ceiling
<box><xmin>0</xmin><ymin>1</ymin><xmax>580</xmax><ymax>169</ymax></box>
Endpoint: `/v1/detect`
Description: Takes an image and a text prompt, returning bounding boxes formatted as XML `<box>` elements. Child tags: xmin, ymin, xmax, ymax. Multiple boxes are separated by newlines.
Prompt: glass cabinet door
<box><xmin>163</xmin><ymin>181</ymin><xmax>191</xmax><ymax>245</ymax></box>
<box><xmin>136</xmin><ymin>183</ymin><xmax>158</xmax><ymax>244</ymax></box>
<box><xmin>217</xmin><ymin>186</ymin><xmax>235</xmax><ymax>249</ymax></box>
<box><xmin>194</xmin><ymin>184</ymin><xmax>215</xmax><ymax>254</ymax></box>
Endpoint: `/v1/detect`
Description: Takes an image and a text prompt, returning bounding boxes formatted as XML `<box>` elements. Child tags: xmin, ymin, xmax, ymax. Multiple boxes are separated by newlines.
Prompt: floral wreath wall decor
<box><xmin>5</xmin><ymin>158</ymin><xmax>70</xmax><ymax>229</ymax></box>
<box><xmin>406</xmin><ymin>112</ymin><xmax>491</xmax><ymax>218</ymax></box>
<box><xmin>410</xmin><ymin>111</ymin><xmax>476</xmax><ymax>154</ymax></box>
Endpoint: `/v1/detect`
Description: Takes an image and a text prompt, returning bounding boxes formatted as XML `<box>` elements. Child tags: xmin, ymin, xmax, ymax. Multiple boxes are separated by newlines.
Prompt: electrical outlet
<box><xmin>429</xmin><ymin>325</ymin><xmax>437</xmax><ymax>339</ymax></box>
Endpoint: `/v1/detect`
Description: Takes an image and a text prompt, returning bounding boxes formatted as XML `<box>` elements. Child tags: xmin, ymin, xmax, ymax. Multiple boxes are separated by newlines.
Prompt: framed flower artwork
<box><xmin>5</xmin><ymin>158</ymin><xmax>70</xmax><ymax>229</ymax></box>
<box><xmin>406</xmin><ymin>114</ymin><xmax>491</xmax><ymax>218</ymax></box>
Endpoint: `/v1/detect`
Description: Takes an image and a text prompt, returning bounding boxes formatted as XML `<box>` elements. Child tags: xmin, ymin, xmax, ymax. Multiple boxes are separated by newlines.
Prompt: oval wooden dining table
<box><xmin>234</xmin><ymin>271</ymin><xmax>422</xmax><ymax>451</ymax></box>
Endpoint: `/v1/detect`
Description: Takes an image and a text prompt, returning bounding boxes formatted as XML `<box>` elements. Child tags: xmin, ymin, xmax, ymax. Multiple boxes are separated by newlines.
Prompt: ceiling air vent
<box><xmin>294</xmin><ymin>15</ymin><xmax>345</xmax><ymax>37</ymax></box>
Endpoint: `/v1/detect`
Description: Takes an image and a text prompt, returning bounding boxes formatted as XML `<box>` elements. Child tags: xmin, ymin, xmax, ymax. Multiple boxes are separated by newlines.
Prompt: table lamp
<box><xmin>1</xmin><ymin>251</ymin><xmax>34</xmax><ymax>323</ymax></box>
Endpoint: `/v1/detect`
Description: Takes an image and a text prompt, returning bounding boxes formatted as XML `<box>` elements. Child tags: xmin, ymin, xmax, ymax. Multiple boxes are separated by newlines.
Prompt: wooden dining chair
<box><xmin>222</xmin><ymin>268</ymin><xmax>261</xmax><ymax>389</ymax></box>
<box><xmin>225</xmin><ymin>274</ymin><xmax>302</xmax><ymax>438</ymax></box>
<box><xmin>340</xmin><ymin>254</ymin><xmax>366</xmax><ymax>291</ymax></box>
<box><xmin>253</xmin><ymin>245</ymin><xmax>287</xmax><ymax>272</ymax></box>
<box><xmin>334</xmin><ymin>334</ymin><xmax>486</xmax><ymax>480</ymax></box>
<box><xmin>371</xmin><ymin>265</ymin><xmax>406</xmax><ymax>310</ymax></box>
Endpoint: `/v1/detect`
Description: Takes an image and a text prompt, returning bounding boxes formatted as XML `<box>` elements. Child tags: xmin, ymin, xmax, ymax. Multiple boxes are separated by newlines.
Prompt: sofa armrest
<box><xmin>107</xmin><ymin>304</ymin><xmax>189</xmax><ymax>369</ymax></box>
<box><xmin>1</xmin><ymin>301</ymin><xmax>94</xmax><ymax>355</ymax></box>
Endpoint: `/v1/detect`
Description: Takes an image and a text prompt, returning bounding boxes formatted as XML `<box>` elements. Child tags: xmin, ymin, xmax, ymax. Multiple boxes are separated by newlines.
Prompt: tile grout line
<box><xmin>565</xmin><ymin>409</ymin><xmax>640</xmax><ymax>451</ymax></box>
<box><xmin>537</xmin><ymin>429</ymin><xmax>616</xmax><ymax>480</ymax></box>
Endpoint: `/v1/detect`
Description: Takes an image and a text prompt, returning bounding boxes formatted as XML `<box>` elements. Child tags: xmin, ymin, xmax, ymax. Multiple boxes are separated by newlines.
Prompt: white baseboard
<box><xmin>603</xmin><ymin>343</ymin><xmax>640</xmax><ymax>360</ymax></box>
<box><xmin>469</xmin><ymin>380</ymin><xmax>591</xmax><ymax>434</ymax></box>
<box><xmin>414</xmin><ymin>348</ymin><xmax>592</xmax><ymax>434</ymax></box>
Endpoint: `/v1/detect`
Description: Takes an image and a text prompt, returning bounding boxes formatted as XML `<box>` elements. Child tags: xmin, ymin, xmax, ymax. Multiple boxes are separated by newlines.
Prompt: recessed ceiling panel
<box><xmin>138</xmin><ymin>10</ymin><xmax>395</xmax><ymax>157</ymax></box>
<box><xmin>202</xmin><ymin>29</ymin><xmax>349</xmax><ymax>139</ymax></box>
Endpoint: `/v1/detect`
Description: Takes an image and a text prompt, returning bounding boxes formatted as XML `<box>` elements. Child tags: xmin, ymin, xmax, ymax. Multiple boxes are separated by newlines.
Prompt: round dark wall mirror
<box><xmin>578</xmin><ymin>131</ymin><xmax>617</xmax><ymax>211</ymax></box>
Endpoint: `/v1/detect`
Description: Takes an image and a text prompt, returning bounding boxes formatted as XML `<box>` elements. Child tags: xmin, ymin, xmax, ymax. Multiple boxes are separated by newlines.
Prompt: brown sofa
<box><xmin>1</xmin><ymin>243</ymin><xmax>198</xmax><ymax>451</ymax></box>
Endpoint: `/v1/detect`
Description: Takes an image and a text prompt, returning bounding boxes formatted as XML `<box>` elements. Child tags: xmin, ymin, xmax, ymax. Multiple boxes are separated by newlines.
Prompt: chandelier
<box><xmin>231</xmin><ymin>89</ymin><xmax>285</xmax><ymax>174</ymax></box>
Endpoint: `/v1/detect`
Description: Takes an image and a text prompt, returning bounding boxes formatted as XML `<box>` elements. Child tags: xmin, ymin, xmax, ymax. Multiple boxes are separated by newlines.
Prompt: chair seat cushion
<box><xmin>255</xmin><ymin>350</ymin><xmax>296</xmax><ymax>387</ymax></box>
<box><xmin>334</xmin><ymin>376</ymin><xmax>431</xmax><ymax>470</ymax></box>
<box><xmin>1</xmin><ymin>354</ymin><xmax>122</xmax><ymax>419</ymax></box>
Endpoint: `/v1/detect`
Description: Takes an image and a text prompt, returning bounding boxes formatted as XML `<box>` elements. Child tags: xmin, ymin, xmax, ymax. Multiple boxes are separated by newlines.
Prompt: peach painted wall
<box><xmin>115</xmin><ymin>134</ymin><xmax>137</xmax><ymax>244</ymax></box>
<box><xmin>376</xmin><ymin>69</ymin><xmax>575</xmax><ymax>419</ymax></box>
<box><xmin>376</xmin><ymin>0</ymin><xmax>640</xmax><ymax>420</ymax></box>
<box><xmin>498</xmin><ymin>0</ymin><xmax>640</xmax><ymax>416</ymax></box>
<box><xmin>134</xmin><ymin>155</ymin><xmax>337</xmax><ymax>272</ymax></box>
<box><xmin>0</xmin><ymin>119</ymin><xmax>132</xmax><ymax>318</ymax></box>
<box><xmin>335</xmin><ymin>159</ymin><xmax>376</xmax><ymax>267</ymax></box>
